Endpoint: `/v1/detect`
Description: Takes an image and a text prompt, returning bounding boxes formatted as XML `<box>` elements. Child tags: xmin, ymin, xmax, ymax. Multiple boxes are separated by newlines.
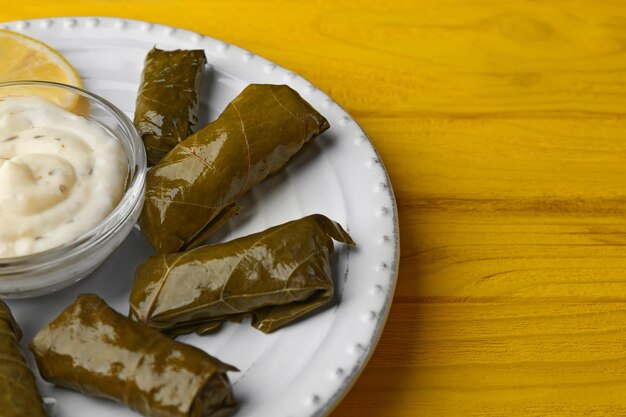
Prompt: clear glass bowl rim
<box><xmin>0</xmin><ymin>80</ymin><xmax>146</xmax><ymax>273</ymax></box>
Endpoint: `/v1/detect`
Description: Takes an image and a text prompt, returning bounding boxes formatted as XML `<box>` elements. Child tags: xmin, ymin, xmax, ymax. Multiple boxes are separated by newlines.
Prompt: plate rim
<box><xmin>0</xmin><ymin>15</ymin><xmax>401</xmax><ymax>417</ymax></box>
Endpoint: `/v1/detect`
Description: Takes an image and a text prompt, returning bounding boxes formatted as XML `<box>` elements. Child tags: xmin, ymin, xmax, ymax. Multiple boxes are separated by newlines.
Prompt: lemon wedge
<box><xmin>0</xmin><ymin>29</ymin><xmax>83</xmax><ymax>109</ymax></box>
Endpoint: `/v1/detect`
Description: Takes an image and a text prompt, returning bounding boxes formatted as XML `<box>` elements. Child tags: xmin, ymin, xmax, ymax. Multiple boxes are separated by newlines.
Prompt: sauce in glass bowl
<box><xmin>0</xmin><ymin>96</ymin><xmax>127</xmax><ymax>257</ymax></box>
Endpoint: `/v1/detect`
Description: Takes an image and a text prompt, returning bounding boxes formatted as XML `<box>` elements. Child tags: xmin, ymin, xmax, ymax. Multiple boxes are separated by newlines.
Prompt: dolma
<box><xmin>30</xmin><ymin>294</ymin><xmax>237</xmax><ymax>417</ymax></box>
<box><xmin>134</xmin><ymin>47</ymin><xmax>207</xmax><ymax>165</ymax></box>
<box><xmin>139</xmin><ymin>84</ymin><xmax>330</xmax><ymax>254</ymax></box>
<box><xmin>0</xmin><ymin>300</ymin><xmax>48</xmax><ymax>417</ymax></box>
<box><xmin>130</xmin><ymin>214</ymin><xmax>354</xmax><ymax>335</ymax></box>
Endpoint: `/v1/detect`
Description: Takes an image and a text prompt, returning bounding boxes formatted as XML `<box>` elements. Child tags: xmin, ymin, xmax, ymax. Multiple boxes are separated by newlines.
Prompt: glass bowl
<box><xmin>0</xmin><ymin>81</ymin><xmax>146</xmax><ymax>298</ymax></box>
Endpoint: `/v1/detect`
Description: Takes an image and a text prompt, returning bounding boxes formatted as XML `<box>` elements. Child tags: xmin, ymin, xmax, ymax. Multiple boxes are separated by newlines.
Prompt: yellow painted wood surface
<box><xmin>5</xmin><ymin>1</ymin><xmax>626</xmax><ymax>416</ymax></box>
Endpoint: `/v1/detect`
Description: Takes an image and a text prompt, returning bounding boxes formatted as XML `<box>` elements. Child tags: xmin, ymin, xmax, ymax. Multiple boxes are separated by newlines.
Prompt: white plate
<box><xmin>2</xmin><ymin>17</ymin><xmax>399</xmax><ymax>417</ymax></box>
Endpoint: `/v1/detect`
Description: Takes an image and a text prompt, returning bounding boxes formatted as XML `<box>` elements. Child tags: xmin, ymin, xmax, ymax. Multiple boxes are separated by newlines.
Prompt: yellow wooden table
<box><xmin>7</xmin><ymin>1</ymin><xmax>626</xmax><ymax>416</ymax></box>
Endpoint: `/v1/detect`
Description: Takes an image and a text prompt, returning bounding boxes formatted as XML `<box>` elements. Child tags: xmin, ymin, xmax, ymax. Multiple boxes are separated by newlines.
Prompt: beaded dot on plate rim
<box><xmin>2</xmin><ymin>17</ymin><xmax>399</xmax><ymax>417</ymax></box>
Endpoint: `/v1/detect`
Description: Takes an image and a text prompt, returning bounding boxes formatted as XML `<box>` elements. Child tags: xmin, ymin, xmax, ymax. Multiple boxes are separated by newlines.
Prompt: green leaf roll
<box><xmin>139</xmin><ymin>84</ymin><xmax>330</xmax><ymax>254</ymax></box>
<box><xmin>134</xmin><ymin>47</ymin><xmax>207</xmax><ymax>165</ymax></box>
<box><xmin>30</xmin><ymin>294</ymin><xmax>237</xmax><ymax>417</ymax></box>
<box><xmin>0</xmin><ymin>300</ymin><xmax>48</xmax><ymax>417</ymax></box>
<box><xmin>130</xmin><ymin>214</ymin><xmax>354</xmax><ymax>336</ymax></box>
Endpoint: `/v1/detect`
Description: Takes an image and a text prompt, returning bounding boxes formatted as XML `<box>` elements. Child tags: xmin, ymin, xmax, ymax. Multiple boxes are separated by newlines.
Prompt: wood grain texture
<box><xmin>4</xmin><ymin>1</ymin><xmax>626</xmax><ymax>416</ymax></box>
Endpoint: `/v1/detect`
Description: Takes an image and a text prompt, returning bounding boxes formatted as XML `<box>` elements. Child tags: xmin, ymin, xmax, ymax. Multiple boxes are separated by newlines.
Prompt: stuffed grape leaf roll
<box><xmin>30</xmin><ymin>294</ymin><xmax>237</xmax><ymax>417</ymax></box>
<box><xmin>134</xmin><ymin>48</ymin><xmax>207</xmax><ymax>165</ymax></box>
<box><xmin>139</xmin><ymin>84</ymin><xmax>330</xmax><ymax>254</ymax></box>
<box><xmin>0</xmin><ymin>300</ymin><xmax>48</xmax><ymax>417</ymax></box>
<box><xmin>130</xmin><ymin>214</ymin><xmax>354</xmax><ymax>336</ymax></box>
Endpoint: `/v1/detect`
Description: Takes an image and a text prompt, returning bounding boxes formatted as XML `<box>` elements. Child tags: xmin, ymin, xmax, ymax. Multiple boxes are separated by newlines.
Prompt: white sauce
<box><xmin>0</xmin><ymin>96</ymin><xmax>127</xmax><ymax>257</ymax></box>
